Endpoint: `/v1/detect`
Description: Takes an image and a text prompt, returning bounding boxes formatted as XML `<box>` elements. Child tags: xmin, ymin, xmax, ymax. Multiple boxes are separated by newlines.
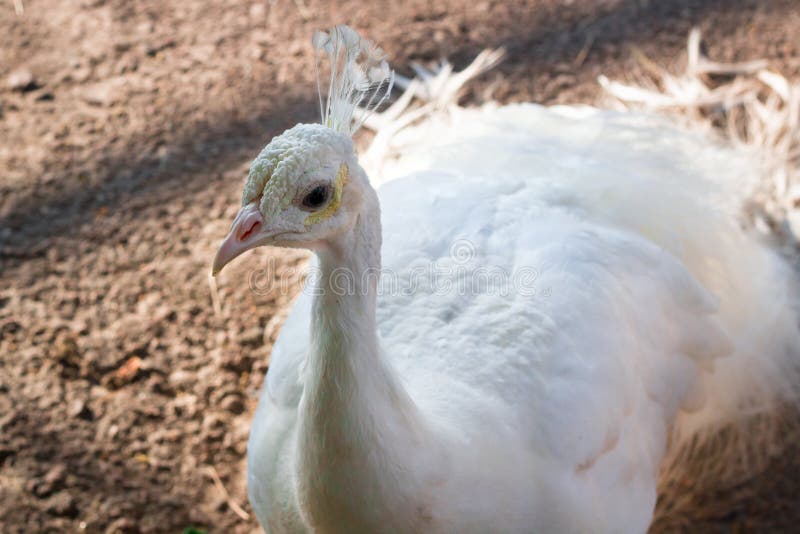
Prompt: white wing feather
<box><xmin>250</xmin><ymin>103</ymin><xmax>800</xmax><ymax>532</ymax></box>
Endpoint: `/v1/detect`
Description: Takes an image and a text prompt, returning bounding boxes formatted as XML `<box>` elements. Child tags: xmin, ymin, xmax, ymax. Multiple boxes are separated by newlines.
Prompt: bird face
<box><xmin>212</xmin><ymin>123</ymin><xmax>362</xmax><ymax>275</ymax></box>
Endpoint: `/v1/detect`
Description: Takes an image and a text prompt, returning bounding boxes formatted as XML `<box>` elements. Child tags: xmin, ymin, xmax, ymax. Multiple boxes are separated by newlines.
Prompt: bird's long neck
<box><xmin>295</xmin><ymin>186</ymin><xmax>435</xmax><ymax>529</ymax></box>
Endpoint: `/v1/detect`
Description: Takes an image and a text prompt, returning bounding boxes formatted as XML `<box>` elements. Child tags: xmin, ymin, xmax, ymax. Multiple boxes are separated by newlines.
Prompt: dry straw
<box><xmin>601</xmin><ymin>28</ymin><xmax>800</xmax><ymax>243</ymax></box>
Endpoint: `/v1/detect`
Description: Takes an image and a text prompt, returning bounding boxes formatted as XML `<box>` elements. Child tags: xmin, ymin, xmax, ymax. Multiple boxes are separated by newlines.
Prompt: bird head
<box><xmin>212</xmin><ymin>25</ymin><xmax>392</xmax><ymax>275</ymax></box>
<box><xmin>212</xmin><ymin>124</ymin><xmax>366</xmax><ymax>274</ymax></box>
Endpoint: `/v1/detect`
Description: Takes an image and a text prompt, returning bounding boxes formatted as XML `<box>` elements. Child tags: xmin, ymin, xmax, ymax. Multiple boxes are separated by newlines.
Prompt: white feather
<box><xmin>312</xmin><ymin>25</ymin><xmax>393</xmax><ymax>135</ymax></box>
<box><xmin>244</xmin><ymin>30</ymin><xmax>800</xmax><ymax>534</ymax></box>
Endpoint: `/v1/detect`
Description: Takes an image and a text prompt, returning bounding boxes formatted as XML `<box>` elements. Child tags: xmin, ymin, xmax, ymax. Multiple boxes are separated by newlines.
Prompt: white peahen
<box><xmin>212</xmin><ymin>25</ymin><xmax>800</xmax><ymax>533</ymax></box>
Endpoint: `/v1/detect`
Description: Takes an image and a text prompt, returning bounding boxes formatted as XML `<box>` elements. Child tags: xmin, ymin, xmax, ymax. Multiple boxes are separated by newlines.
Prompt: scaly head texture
<box><xmin>242</xmin><ymin>123</ymin><xmax>352</xmax><ymax>218</ymax></box>
<box><xmin>312</xmin><ymin>25</ymin><xmax>394</xmax><ymax>135</ymax></box>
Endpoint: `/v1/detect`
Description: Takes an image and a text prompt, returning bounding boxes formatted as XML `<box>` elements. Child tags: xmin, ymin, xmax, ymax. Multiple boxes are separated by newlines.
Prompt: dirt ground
<box><xmin>1</xmin><ymin>0</ymin><xmax>799</xmax><ymax>532</ymax></box>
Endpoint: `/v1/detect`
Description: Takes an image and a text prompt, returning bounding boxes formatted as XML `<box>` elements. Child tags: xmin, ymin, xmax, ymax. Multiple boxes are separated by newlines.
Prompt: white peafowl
<box><xmin>212</xmin><ymin>25</ymin><xmax>800</xmax><ymax>533</ymax></box>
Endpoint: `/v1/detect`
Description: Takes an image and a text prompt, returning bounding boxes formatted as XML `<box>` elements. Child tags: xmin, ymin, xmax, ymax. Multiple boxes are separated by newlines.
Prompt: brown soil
<box><xmin>1</xmin><ymin>0</ymin><xmax>799</xmax><ymax>532</ymax></box>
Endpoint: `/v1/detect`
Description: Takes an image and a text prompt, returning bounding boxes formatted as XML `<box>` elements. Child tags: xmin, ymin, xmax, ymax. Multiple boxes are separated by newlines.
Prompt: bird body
<box><xmin>212</xmin><ymin>27</ymin><xmax>800</xmax><ymax>534</ymax></box>
<box><xmin>243</xmin><ymin>105</ymin><xmax>798</xmax><ymax>533</ymax></box>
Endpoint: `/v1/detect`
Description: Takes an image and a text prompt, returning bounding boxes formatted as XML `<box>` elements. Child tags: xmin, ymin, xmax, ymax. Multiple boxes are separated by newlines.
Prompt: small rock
<box><xmin>171</xmin><ymin>393</ymin><xmax>199</xmax><ymax>418</ymax></box>
<box><xmin>68</xmin><ymin>399</ymin><xmax>92</xmax><ymax>420</ymax></box>
<box><xmin>7</xmin><ymin>68</ymin><xmax>37</xmax><ymax>92</ymax></box>
<box><xmin>106</xmin><ymin>517</ymin><xmax>137</xmax><ymax>533</ymax></box>
<box><xmin>111</xmin><ymin>356</ymin><xmax>142</xmax><ymax>385</ymax></box>
<box><xmin>250</xmin><ymin>45</ymin><xmax>265</xmax><ymax>61</ymax></box>
<box><xmin>168</xmin><ymin>369</ymin><xmax>193</xmax><ymax>389</ymax></box>
<box><xmin>289</xmin><ymin>41</ymin><xmax>304</xmax><ymax>57</ymax></box>
<box><xmin>81</xmin><ymin>80</ymin><xmax>122</xmax><ymax>106</ymax></box>
<box><xmin>71</xmin><ymin>67</ymin><xmax>92</xmax><ymax>83</ymax></box>
<box><xmin>148</xmin><ymin>427</ymin><xmax>181</xmax><ymax>444</ymax></box>
<box><xmin>44</xmin><ymin>464</ymin><xmax>67</xmax><ymax>487</ymax></box>
<box><xmin>220</xmin><ymin>394</ymin><xmax>245</xmax><ymax>415</ymax></box>
<box><xmin>249</xmin><ymin>2</ymin><xmax>266</xmax><ymax>19</ymax></box>
<box><xmin>201</xmin><ymin>413</ymin><xmax>226</xmax><ymax>441</ymax></box>
<box><xmin>44</xmin><ymin>490</ymin><xmax>77</xmax><ymax>517</ymax></box>
<box><xmin>239</xmin><ymin>327</ymin><xmax>263</xmax><ymax>347</ymax></box>
<box><xmin>32</xmin><ymin>464</ymin><xmax>69</xmax><ymax>496</ymax></box>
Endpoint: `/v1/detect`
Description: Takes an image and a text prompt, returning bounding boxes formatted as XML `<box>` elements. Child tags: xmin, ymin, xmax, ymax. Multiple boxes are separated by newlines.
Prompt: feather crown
<box><xmin>312</xmin><ymin>25</ymin><xmax>394</xmax><ymax>136</ymax></box>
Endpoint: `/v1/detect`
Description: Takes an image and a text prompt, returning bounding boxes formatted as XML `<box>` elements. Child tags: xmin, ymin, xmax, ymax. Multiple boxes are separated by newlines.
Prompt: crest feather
<box><xmin>312</xmin><ymin>25</ymin><xmax>394</xmax><ymax>135</ymax></box>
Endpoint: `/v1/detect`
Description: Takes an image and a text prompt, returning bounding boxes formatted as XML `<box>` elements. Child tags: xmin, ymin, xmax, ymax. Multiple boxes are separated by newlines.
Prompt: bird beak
<box><xmin>212</xmin><ymin>202</ymin><xmax>267</xmax><ymax>276</ymax></box>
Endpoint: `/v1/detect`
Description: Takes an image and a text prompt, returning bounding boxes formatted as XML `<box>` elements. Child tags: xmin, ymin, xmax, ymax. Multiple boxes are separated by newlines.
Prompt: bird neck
<box><xmin>295</xmin><ymin>186</ymin><xmax>432</xmax><ymax>529</ymax></box>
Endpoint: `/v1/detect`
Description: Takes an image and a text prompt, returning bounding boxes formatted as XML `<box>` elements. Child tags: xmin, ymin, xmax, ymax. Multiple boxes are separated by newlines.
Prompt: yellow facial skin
<box><xmin>305</xmin><ymin>163</ymin><xmax>349</xmax><ymax>226</ymax></box>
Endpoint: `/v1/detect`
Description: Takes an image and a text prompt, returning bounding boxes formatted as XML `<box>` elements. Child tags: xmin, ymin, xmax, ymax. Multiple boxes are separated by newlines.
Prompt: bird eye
<box><xmin>300</xmin><ymin>184</ymin><xmax>331</xmax><ymax>210</ymax></box>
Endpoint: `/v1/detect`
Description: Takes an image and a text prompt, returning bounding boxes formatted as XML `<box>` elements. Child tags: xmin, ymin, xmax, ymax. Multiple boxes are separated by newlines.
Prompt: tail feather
<box><xmin>363</xmin><ymin>36</ymin><xmax>800</xmax><ymax>525</ymax></box>
<box><xmin>597</xmin><ymin>27</ymin><xmax>800</xmax><ymax>526</ymax></box>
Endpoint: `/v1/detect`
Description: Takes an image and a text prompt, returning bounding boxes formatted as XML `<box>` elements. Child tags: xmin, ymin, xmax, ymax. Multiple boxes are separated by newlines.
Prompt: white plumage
<box><xmin>212</xmin><ymin>26</ymin><xmax>800</xmax><ymax>533</ymax></box>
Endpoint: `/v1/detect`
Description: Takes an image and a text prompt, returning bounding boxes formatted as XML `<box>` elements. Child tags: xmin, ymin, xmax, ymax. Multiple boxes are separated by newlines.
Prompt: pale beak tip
<box><xmin>211</xmin><ymin>254</ymin><xmax>226</xmax><ymax>277</ymax></box>
<box><xmin>212</xmin><ymin>203</ymin><xmax>265</xmax><ymax>277</ymax></box>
